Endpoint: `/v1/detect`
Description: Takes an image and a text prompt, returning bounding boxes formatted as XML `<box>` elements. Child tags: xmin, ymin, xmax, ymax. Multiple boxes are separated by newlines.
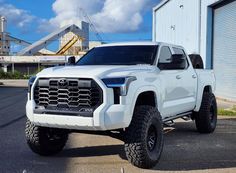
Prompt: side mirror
<box><xmin>68</xmin><ymin>56</ymin><xmax>76</xmax><ymax>65</ymax></box>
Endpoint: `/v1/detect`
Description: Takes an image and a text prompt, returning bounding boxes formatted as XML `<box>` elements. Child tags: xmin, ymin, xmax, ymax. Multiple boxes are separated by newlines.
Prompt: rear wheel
<box><xmin>194</xmin><ymin>92</ymin><xmax>217</xmax><ymax>133</ymax></box>
<box><xmin>124</xmin><ymin>106</ymin><xmax>164</xmax><ymax>168</ymax></box>
<box><xmin>25</xmin><ymin>119</ymin><xmax>68</xmax><ymax>156</ymax></box>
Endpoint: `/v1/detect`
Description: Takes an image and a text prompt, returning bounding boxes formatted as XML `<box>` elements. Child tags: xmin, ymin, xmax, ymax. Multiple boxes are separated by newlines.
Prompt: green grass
<box><xmin>218</xmin><ymin>108</ymin><xmax>236</xmax><ymax>116</ymax></box>
<box><xmin>232</xmin><ymin>106</ymin><xmax>236</xmax><ymax>111</ymax></box>
<box><xmin>0</xmin><ymin>69</ymin><xmax>30</xmax><ymax>79</ymax></box>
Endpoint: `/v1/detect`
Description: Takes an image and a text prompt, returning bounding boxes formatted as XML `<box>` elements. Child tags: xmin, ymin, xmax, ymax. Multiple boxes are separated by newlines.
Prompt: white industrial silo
<box><xmin>0</xmin><ymin>16</ymin><xmax>10</xmax><ymax>55</ymax></box>
<box><xmin>0</xmin><ymin>16</ymin><xmax>7</xmax><ymax>32</ymax></box>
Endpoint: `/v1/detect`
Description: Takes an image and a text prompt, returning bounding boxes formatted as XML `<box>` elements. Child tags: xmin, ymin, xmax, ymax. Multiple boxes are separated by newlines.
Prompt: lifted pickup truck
<box><xmin>25</xmin><ymin>42</ymin><xmax>217</xmax><ymax>168</ymax></box>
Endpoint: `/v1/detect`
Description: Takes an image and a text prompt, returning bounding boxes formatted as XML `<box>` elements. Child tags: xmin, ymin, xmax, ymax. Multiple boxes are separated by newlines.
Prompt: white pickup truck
<box><xmin>25</xmin><ymin>42</ymin><xmax>217</xmax><ymax>168</ymax></box>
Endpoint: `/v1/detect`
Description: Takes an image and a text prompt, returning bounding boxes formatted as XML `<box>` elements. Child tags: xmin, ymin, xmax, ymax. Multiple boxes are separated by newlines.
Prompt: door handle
<box><xmin>192</xmin><ymin>74</ymin><xmax>197</xmax><ymax>79</ymax></box>
<box><xmin>176</xmin><ymin>75</ymin><xmax>181</xmax><ymax>79</ymax></box>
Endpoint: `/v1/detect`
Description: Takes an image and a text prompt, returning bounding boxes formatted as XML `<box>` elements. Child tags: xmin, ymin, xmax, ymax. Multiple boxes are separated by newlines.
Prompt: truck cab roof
<box><xmin>96</xmin><ymin>41</ymin><xmax>184</xmax><ymax>49</ymax></box>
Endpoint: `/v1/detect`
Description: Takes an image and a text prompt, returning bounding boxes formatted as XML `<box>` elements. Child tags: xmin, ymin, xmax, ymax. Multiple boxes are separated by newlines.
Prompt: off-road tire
<box><xmin>25</xmin><ymin>119</ymin><xmax>68</xmax><ymax>156</ymax></box>
<box><xmin>124</xmin><ymin>106</ymin><xmax>164</xmax><ymax>168</ymax></box>
<box><xmin>194</xmin><ymin>92</ymin><xmax>217</xmax><ymax>133</ymax></box>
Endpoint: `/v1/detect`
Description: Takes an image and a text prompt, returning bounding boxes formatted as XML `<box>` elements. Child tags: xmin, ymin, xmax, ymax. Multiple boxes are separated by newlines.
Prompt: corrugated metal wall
<box><xmin>154</xmin><ymin>0</ymin><xmax>200</xmax><ymax>54</ymax></box>
<box><xmin>153</xmin><ymin>0</ymin><xmax>236</xmax><ymax>101</ymax></box>
<box><xmin>213</xmin><ymin>1</ymin><xmax>236</xmax><ymax>101</ymax></box>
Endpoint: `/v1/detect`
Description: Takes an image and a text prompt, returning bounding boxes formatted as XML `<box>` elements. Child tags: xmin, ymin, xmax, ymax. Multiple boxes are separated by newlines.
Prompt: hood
<box><xmin>37</xmin><ymin>65</ymin><xmax>155</xmax><ymax>78</ymax></box>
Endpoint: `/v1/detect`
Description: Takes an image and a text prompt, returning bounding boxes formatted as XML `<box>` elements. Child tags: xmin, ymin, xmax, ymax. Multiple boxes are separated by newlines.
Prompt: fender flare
<box><xmin>194</xmin><ymin>84</ymin><xmax>213</xmax><ymax>112</ymax></box>
<box><xmin>126</xmin><ymin>85</ymin><xmax>161</xmax><ymax>126</ymax></box>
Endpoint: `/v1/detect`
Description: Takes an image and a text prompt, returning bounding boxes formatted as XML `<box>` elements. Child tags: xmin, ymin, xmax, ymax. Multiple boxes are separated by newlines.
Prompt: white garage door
<box><xmin>213</xmin><ymin>1</ymin><xmax>236</xmax><ymax>101</ymax></box>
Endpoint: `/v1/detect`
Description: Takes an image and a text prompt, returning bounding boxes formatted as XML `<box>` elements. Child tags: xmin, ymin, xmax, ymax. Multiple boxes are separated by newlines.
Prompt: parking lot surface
<box><xmin>0</xmin><ymin>86</ymin><xmax>236</xmax><ymax>173</ymax></box>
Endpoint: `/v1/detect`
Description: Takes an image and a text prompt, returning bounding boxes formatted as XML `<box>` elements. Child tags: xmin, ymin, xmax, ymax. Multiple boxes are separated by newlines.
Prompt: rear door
<box><xmin>171</xmin><ymin>47</ymin><xmax>197</xmax><ymax>112</ymax></box>
<box><xmin>157</xmin><ymin>46</ymin><xmax>197</xmax><ymax>117</ymax></box>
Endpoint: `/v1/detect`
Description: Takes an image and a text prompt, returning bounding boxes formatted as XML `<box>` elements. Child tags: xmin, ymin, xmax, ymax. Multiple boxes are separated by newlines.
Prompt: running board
<box><xmin>164</xmin><ymin>120</ymin><xmax>175</xmax><ymax>127</ymax></box>
<box><xmin>182</xmin><ymin>116</ymin><xmax>191</xmax><ymax>121</ymax></box>
<box><xmin>163</xmin><ymin>112</ymin><xmax>192</xmax><ymax>123</ymax></box>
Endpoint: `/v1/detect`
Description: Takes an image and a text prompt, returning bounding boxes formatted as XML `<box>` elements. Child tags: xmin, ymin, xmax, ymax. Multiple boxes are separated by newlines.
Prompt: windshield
<box><xmin>77</xmin><ymin>45</ymin><xmax>158</xmax><ymax>65</ymax></box>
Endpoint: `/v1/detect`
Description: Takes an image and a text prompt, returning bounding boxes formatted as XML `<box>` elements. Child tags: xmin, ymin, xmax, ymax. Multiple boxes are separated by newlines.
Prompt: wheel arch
<box><xmin>203</xmin><ymin>85</ymin><xmax>212</xmax><ymax>93</ymax></box>
<box><xmin>194</xmin><ymin>85</ymin><xmax>213</xmax><ymax>112</ymax></box>
<box><xmin>126</xmin><ymin>86</ymin><xmax>160</xmax><ymax>128</ymax></box>
<box><xmin>135</xmin><ymin>91</ymin><xmax>157</xmax><ymax>108</ymax></box>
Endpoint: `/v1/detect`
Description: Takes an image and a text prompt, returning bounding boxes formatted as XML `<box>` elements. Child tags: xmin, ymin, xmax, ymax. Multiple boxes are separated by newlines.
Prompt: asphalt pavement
<box><xmin>0</xmin><ymin>86</ymin><xmax>236</xmax><ymax>173</ymax></box>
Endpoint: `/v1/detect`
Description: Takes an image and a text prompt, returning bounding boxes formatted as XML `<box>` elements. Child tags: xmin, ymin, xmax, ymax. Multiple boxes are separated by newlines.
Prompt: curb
<box><xmin>216</xmin><ymin>97</ymin><xmax>236</xmax><ymax>104</ymax></box>
<box><xmin>0</xmin><ymin>80</ymin><xmax>28</xmax><ymax>87</ymax></box>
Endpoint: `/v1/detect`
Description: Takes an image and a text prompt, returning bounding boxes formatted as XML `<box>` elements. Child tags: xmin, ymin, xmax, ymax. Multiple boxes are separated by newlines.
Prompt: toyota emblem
<box><xmin>58</xmin><ymin>79</ymin><xmax>68</xmax><ymax>86</ymax></box>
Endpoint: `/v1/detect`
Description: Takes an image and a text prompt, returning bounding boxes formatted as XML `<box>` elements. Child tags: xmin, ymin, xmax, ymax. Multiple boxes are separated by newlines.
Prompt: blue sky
<box><xmin>1</xmin><ymin>0</ymin><xmax>159</xmax><ymax>52</ymax></box>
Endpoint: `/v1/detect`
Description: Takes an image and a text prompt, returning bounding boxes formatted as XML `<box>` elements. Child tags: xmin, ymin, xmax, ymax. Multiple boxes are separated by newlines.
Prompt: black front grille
<box><xmin>33</xmin><ymin>78</ymin><xmax>102</xmax><ymax>115</ymax></box>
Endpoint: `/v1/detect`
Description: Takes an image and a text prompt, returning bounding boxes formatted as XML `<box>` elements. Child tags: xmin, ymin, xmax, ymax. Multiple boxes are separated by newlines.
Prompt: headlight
<box><xmin>28</xmin><ymin>76</ymin><xmax>36</xmax><ymax>99</ymax></box>
<box><xmin>102</xmin><ymin>76</ymin><xmax>136</xmax><ymax>96</ymax></box>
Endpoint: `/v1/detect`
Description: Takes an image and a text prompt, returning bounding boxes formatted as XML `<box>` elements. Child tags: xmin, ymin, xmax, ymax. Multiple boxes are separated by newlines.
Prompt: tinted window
<box><xmin>173</xmin><ymin>47</ymin><xmax>185</xmax><ymax>55</ymax></box>
<box><xmin>158</xmin><ymin>46</ymin><xmax>172</xmax><ymax>63</ymax></box>
<box><xmin>158</xmin><ymin>46</ymin><xmax>188</xmax><ymax>70</ymax></box>
<box><xmin>172</xmin><ymin>47</ymin><xmax>188</xmax><ymax>69</ymax></box>
<box><xmin>158</xmin><ymin>46</ymin><xmax>173</xmax><ymax>70</ymax></box>
<box><xmin>77</xmin><ymin>46</ymin><xmax>157</xmax><ymax>65</ymax></box>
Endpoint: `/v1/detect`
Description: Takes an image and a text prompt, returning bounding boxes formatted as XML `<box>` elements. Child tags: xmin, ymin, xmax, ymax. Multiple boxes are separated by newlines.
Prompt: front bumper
<box><xmin>26</xmin><ymin>75</ymin><xmax>136</xmax><ymax>131</ymax></box>
<box><xmin>26</xmin><ymin>100</ymin><xmax>131</xmax><ymax>131</ymax></box>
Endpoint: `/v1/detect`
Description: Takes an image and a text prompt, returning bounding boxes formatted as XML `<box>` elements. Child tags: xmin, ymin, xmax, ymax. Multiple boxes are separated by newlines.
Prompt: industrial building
<box><xmin>60</xmin><ymin>21</ymin><xmax>89</xmax><ymax>55</ymax></box>
<box><xmin>0</xmin><ymin>16</ymin><xmax>57</xmax><ymax>56</ymax></box>
<box><xmin>0</xmin><ymin>15</ymin><xmax>104</xmax><ymax>75</ymax></box>
<box><xmin>18</xmin><ymin>23</ymin><xmax>89</xmax><ymax>56</ymax></box>
<box><xmin>153</xmin><ymin>0</ymin><xmax>236</xmax><ymax>101</ymax></box>
<box><xmin>0</xmin><ymin>56</ymin><xmax>71</xmax><ymax>74</ymax></box>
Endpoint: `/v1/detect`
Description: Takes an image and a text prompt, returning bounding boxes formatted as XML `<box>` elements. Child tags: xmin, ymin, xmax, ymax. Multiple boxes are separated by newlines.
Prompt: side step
<box><xmin>164</xmin><ymin>120</ymin><xmax>175</xmax><ymax>127</ymax></box>
<box><xmin>182</xmin><ymin>116</ymin><xmax>191</xmax><ymax>121</ymax></box>
<box><xmin>163</xmin><ymin>112</ymin><xmax>192</xmax><ymax>127</ymax></box>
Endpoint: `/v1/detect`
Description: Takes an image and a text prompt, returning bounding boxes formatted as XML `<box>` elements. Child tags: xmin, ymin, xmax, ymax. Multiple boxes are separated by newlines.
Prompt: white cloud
<box><xmin>0</xmin><ymin>3</ymin><xmax>35</xmax><ymax>30</ymax></box>
<box><xmin>48</xmin><ymin>0</ymin><xmax>104</xmax><ymax>29</ymax></box>
<box><xmin>0</xmin><ymin>0</ymin><xmax>157</xmax><ymax>34</ymax></box>
<box><xmin>0</xmin><ymin>2</ymin><xmax>53</xmax><ymax>34</ymax></box>
<box><xmin>48</xmin><ymin>0</ymin><xmax>155</xmax><ymax>33</ymax></box>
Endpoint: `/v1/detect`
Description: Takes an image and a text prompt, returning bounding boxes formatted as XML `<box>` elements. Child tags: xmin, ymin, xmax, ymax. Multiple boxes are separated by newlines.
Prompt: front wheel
<box><xmin>194</xmin><ymin>92</ymin><xmax>217</xmax><ymax>133</ymax></box>
<box><xmin>124</xmin><ymin>106</ymin><xmax>164</xmax><ymax>168</ymax></box>
<box><xmin>25</xmin><ymin>119</ymin><xmax>68</xmax><ymax>156</ymax></box>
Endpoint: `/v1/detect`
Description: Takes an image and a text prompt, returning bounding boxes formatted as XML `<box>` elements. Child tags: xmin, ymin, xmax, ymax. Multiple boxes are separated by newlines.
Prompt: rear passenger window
<box><xmin>173</xmin><ymin>48</ymin><xmax>184</xmax><ymax>54</ymax></box>
<box><xmin>172</xmin><ymin>47</ymin><xmax>189</xmax><ymax>69</ymax></box>
<box><xmin>158</xmin><ymin>46</ymin><xmax>189</xmax><ymax>70</ymax></box>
